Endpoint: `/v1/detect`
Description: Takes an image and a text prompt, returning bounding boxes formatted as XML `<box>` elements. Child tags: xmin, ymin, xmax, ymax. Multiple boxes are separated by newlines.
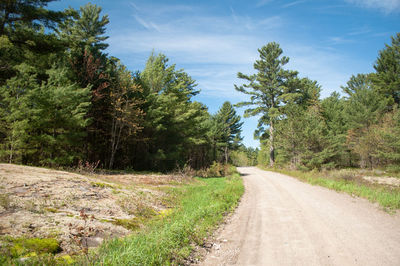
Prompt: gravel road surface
<box><xmin>201</xmin><ymin>167</ymin><xmax>400</xmax><ymax>266</ymax></box>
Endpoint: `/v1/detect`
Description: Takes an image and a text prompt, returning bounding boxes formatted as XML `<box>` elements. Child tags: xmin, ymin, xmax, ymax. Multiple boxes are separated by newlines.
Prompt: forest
<box><xmin>0</xmin><ymin>0</ymin><xmax>399</xmax><ymax>172</ymax></box>
<box><xmin>0</xmin><ymin>1</ymin><xmax>250</xmax><ymax>171</ymax></box>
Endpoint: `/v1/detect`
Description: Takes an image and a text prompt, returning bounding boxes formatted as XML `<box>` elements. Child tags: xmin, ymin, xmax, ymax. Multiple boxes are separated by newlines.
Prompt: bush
<box><xmin>386</xmin><ymin>165</ymin><xmax>400</xmax><ymax>174</ymax></box>
<box><xmin>195</xmin><ymin>162</ymin><xmax>237</xmax><ymax>178</ymax></box>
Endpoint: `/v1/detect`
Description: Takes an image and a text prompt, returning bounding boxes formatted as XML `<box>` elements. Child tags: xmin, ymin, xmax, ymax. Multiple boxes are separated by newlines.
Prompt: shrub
<box><xmin>195</xmin><ymin>162</ymin><xmax>238</xmax><ymax>178</ymax></box>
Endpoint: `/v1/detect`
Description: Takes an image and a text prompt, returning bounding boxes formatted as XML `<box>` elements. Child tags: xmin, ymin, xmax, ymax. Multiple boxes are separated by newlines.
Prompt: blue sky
<box><xmin>49</xmin><ymin>0</ymin><xmax>400</xmax><ymax>148</ymax></box>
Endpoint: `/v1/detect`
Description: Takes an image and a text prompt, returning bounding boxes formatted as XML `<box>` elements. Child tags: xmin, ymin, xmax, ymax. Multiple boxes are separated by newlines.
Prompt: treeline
<box><xmin>0</xmin><ymin>1</ymin><xmax>244</xmax><ymax>171</ymax></box>
<box><xmin>237</xmin><ymin>35</ymin><xmax>400</xmax><ymax>171</ymax></box>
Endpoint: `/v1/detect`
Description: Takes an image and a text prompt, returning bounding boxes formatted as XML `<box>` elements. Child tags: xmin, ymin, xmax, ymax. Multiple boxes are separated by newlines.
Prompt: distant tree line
<box><xmin>0</xmin><ymin>1</ymin><xmax>244</xmax><ymax>171</ymax></box>
<box><xmin>236</xmin><ymin>34</ymin><xmax>400</xmax><ymax>171</ymax></box>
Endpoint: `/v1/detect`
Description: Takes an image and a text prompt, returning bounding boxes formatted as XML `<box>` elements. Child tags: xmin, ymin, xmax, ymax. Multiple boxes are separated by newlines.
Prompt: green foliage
<box><xmin>342</xmin><ymin>74</ymin><xmax>389</xmax><ymax>129</ymax></box>
<box><xmin>59</xmin><ymin>3</ymin><xmax>109</xmax><ymax>51</ymax></box>
<box><xmin>205</xmin><ymin>162</ymin><xmax>232</xmax><ymax>177</ymax></box>
<box><xmin>134</xmin><ymin>52</ymin><xmax>214</xmax><ymax>170</ymax></box>
<box><xmin>349</xmin><ymin>107</ymin><xmax>400</xmax><ymax>168</ymax></box>
<box><xmin>231</xmin><ymin>146</ymin><xmax>258</xmax><ymax>166</ymax></box>
<box><xmin>0</xmin><ymin>0</ymin><xmax>67</xmax><ymax>84</ymax></box>
<box><xmin>235</xmin><ymin>42</ymin><xmax>303</xmax><ymax>166</ymax></box>
<box><xmin>211</xmin><ymin>101</ymin><xmax>243</xmax><ymax>163</ymax></box>
<box><xmin>372</xmin><ymin>33</ymin><xmax>400</xmax><ymax>105</ymax></box>
<box><xmin>0</xmin><ymin>64</ymin><xmax>90</xmax><ymax>165</ymax></box>
<box><xmin>259</xmin><ymin>33</ymin><xmax>400</xmax><ymax>171</ymax></box>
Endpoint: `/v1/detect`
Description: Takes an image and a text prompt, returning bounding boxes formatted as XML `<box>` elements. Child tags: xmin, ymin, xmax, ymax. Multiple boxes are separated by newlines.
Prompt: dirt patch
<box><xmin>0</xmin><ymin>163</ymin><xmax>182</xmax><ymax>256</ymax></box>
<box><xmin>362</xmin><ymin>176</ymin><xmax>400</xmax><ymax>187</ymax></box>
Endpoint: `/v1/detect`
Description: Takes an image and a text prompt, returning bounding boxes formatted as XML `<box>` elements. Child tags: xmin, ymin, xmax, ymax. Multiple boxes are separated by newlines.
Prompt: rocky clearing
<box><xmin>0</xmin><ymin>163</ymin><xmax>185</xmax><ymax>256</ymax></box>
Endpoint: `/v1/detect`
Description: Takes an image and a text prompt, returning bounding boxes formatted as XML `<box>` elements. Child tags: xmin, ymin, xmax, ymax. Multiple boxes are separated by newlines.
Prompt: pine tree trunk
<box><xmin>269</xmin><ymin>119</ymin><xmax>275</xmax><ymax>167</ymax></box>
<box><xmin>9</xmin><ymin>141</ymin><xmax>13</xmax><ymax>164</ymax></box>
<box><xmin>213</xmin><ymin>140</ymin><xmax>217</xmax><ymax>162</ymax></box>
<box><xmin>224</xmin><ymin>146</ymin><xmax>229</xmax><ymax>164</ymax></box>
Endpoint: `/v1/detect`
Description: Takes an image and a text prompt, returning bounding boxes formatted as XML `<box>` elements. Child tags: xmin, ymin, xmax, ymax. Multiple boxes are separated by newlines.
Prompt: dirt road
<box><xmin>201</xmin><ymin>167</ymin><xmax>400</xmax><ymax>266</ymax></box>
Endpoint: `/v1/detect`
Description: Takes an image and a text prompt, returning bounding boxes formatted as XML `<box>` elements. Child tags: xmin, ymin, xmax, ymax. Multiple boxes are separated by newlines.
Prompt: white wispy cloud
<box><xmin>130</xmin><ymin>1</ymin><xmax>194</xmax><ymax>17</ymax></box>
<box><xmin>230</xmin><ymin>6</ymin><xmax>239</xmax><ymax>23</ymax></box>
<box><xmin>282</xmin><ymin>0</ymin><xmax>307</xmax><ymax>8</ymax></box>
<box><xmin>109</xmin><ymin>1</ymin><xmax>362</xmax><ymax>100</ymax></box>
<box><xmin>347</xmin><ymin>27</ymin><xmax>371</xmax><ymax>36</ymax></box>
<box><xmin>284</xmin><ymin>44</ymin><xmax>354</xmax><ymax>97</ymax></box>
<box><xmin>130</xmin><ymin>2</ymin><xmax>140</xmax><ymax>11</ymax></box>
<box><xmin>259</xmin><ymin>16</ymin><xmax>284</xmax><ymax>28</ymax></box>
<box><xmin>133</xmin><ymin>15</ymin><xmax>161</xmax><ymax>32</ymax></box>
<box><xmin>256</xmin><ymin>0</ymin><xmax>273</xmax><ymax>7</ymax></box>
<box><xmin>346</xmin><ymin>0</ymin><xmax>400</xmax><ymax>13</ymax></box>
<box><xmin>327</xmin><ymin>36</ymin><xmax>354</xmax><ymax>44</ymax></box>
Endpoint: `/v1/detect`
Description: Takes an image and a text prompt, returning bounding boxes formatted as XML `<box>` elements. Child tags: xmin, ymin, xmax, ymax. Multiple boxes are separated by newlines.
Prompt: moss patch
<box><xmin>111</xmin><ymin>218</ymin><xmax>141</xmax><ymax>231</ymax></box>
<box><xmin>0</xmin><ymin>236</ymin><xmax>60</xmax><ymax>258</ymax></box>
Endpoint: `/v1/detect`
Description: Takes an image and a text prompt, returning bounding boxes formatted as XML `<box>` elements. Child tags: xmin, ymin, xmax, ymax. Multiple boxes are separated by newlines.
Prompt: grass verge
<box><xmin>260</xmin><ymin>167</ymin><xmax>400</xmax><ymax>211</ymax></box>
<box><xmin>83</xmin><ymin>172</ymin><xmax>244</xmax><ymax>265</ymax></box>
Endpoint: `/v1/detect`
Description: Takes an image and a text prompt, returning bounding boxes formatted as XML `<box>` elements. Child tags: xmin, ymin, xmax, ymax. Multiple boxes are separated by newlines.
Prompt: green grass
<box><xmin>261</xmin><ymin>167</ymin><xmax>400</xmax><ymax>211</ymax></box>
<box><xmin>81</xmin><ymin>173</ymin><xmax>244</xmax><ymax>265</ymax></box>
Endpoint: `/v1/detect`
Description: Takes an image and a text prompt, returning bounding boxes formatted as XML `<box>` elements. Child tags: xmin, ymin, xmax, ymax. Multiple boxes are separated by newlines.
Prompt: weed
<box><xmin>67</xmin><ymin>209</ymin><xmax>97</xmax><ymax>256</ymax></box>
<box><xmin>117</xmin><ymin>193</ymin><xmax>156</xmax><ymax>218</ymax></box>
<box><xmin>158</xmin><ymin>208</ymin><xmax>173</xmax><ymax>218</ymax></box>
<box><xmin>134</xmin><ymin>202</ymin><xmax>157</xmax><ymax>218</ymax></box>
<box><xmin>76</xmin><ymin>160</ymin><xmax>100</xmax><ymax>174</ymax></box>
<box><xmin>0</xmin><ymin>193</ymin><xmax>12</xmax><ymax>210</ymax></box>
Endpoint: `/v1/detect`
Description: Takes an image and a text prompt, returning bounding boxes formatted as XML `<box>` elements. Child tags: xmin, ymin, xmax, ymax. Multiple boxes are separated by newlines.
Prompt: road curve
<box><xmin>200</xmin><ymin>167</ymin><xmax>400</xmax><ymax>266</ymax></box>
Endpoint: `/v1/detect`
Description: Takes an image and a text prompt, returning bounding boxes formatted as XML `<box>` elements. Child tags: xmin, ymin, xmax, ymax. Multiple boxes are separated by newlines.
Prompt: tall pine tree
<box><xmin>235</xmin><ymin>42</ymin><xmax>298</xmax><ymax>167</ymax></box>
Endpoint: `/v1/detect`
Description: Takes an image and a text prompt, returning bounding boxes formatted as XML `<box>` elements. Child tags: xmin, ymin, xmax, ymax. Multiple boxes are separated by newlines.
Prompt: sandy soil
<box><xmin>0</xmin><ymin>164</ymin><xmax>180</xmax><ymax>254</ymax></box>
<box><xmin>362</xmin><ymin>175</ymin><xmax>400</xmax><ymax>187</ymax></box>
<box><xmin>200</xmin><ymin>167</ymin><xmax>400</xmax><ymax>266</ymax></box>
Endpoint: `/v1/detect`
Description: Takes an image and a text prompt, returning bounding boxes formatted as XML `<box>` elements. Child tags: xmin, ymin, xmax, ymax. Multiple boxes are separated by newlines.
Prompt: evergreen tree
<box><xmin>138</xmin><ymin>52</ymin><xmax>210</xmax><ymax>170</ymax></box>
<box><xmin>342</xmin><ymin>74</ymin><xmax>391</xmax><ymax>167</ymax></box>
<box><xmin>371</xmin><ymin>33</ymin><xmax>400</xmax><ymax>105</ymax></box>
<box><xmin>212</xmin><ymin>101</ymin><xmax>243</xmax><ymax>164</ymax></box>
<box><xmin>58</xmin><ymin>3</ymin><xmax>111</xmax><ymax>165</ymax></box>
<box><xmin>342</xmin><ymin>74</ymin><xmax>389</xmax><ymax>129</ymax></box>
<box><xmin>0</xmin><ymin>64</ymin><xmax>90</xmax><ymax>165</ymax></box>
<box><xmin>0</xmin><ymin>0</ymin><xmax>67</xmax><ymax>84</ymax></box>
<box><xmin>235</xmin><ymin>42</ymin><xmax>298</xmax><ymax>167</ymax></box>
